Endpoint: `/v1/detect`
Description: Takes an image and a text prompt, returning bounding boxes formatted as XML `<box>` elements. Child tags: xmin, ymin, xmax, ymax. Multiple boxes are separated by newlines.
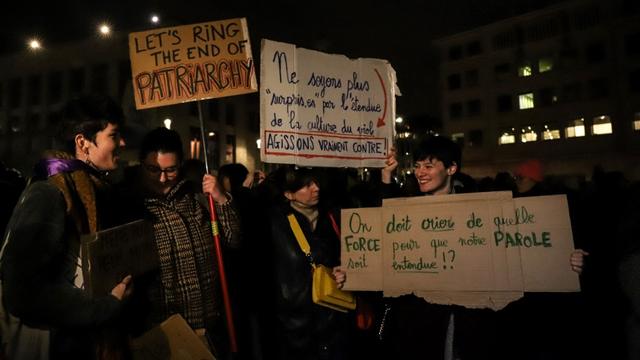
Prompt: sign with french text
<box><xmin>260</xmin><ymin>39</ymin><xmax>397</xmax><ymax>167</ymax></box>
<box><xmin>341</xmin><ymin>193</ymin><xmax>580</xmax><ymax>309</ymax></box>
<box><xmin>128</xmin><ymin>18</ymin><xmax>257</xmax><ymax>110</ymax></box>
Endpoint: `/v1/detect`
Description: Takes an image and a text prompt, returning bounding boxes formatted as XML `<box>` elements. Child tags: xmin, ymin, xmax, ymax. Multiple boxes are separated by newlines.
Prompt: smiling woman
<box><xmin>0</xmin><ymin>94</ymin><xmax>132</xmax><ymax>359</ymax></box>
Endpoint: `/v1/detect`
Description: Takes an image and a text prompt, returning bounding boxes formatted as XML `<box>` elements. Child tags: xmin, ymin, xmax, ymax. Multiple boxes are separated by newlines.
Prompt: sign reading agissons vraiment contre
<box><xmin>260</xmin><ymin>39</ymin><xmax>398</xmax><ymax>168</ymax></box>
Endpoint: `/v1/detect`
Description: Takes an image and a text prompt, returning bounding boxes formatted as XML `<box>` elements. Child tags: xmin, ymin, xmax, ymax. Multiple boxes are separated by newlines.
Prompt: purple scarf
<box><xmin>33</xmin><ymin>158</ymin><xmax>94</xmax><ymax>180</ymax></box>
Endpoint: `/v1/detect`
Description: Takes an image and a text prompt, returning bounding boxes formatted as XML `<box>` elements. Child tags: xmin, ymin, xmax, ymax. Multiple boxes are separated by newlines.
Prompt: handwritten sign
<box><xmin>341</xmin><ymin>193</ymin><xmax>580</xmax><ymax>309</ymax></box>
<box><xmin>260</xmin><ymin>39</ymin><xmax>397</xmax><ymax>167</ymax></box>
<box><xmin>128</xmin><ymin>18</ymin><xmax>258</xmax><ymax>110</ymax></box>
<box><xmin>81</xmin><ymin>220</ymin><xmax>159</xmax><ymax>297</ymax></box>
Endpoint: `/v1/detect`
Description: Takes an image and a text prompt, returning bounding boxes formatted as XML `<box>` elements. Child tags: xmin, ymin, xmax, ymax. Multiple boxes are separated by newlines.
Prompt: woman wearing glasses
<box><xmin>125</xmin><ymin>127</ymin><xmax>240</xmax><ymax>357</ymax></box>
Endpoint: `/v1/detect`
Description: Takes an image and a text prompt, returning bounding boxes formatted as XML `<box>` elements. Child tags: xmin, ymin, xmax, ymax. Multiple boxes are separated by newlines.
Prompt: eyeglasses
<box><xmin>144</xmin><ymin>164</ymin><xmax>178</xmax><ymax>177</ymax></box>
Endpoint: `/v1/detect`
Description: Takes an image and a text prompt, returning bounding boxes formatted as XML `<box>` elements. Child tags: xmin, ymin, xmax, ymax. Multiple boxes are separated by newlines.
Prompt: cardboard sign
<box><xmin>260</xmin><ymin>39</ymin><xmax>397</xmax><ymax>168</ymax></box>
<box><xmin>128</xmin><ymin>18</ymin><xmax>258</xmax><ymax>110</ymax></box>
<box><xmin>81</xmin><ymin>220</ymin><xmax>159</xmax><ymax>297</ymax></box>
<box><xmin>341</xmin><ymin>192</ymin><xmax>580</xmax><ymax>309</ymax></box>
<box><xmin>131</xmin><ymin>314</ymin><xmax>216</xmax><ymax>360</ymax></box>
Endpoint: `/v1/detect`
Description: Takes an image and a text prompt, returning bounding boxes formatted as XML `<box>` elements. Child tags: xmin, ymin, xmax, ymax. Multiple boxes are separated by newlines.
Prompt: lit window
<box><xmin>565</xmin><ymin>118</ymin><xmax>586</xmax><ymax>138</ymax></box>
<box><xmin>542</xmin><ymin>124</ymin><xmax>561</xmax><ymax>140</ymax></box>
<box><xmin>518</xmin><ymin>93</ymin><xmax>535</xmax><ymax>109</ymax></box>
<box><xmin>520</xmin><ymin>126</ymin><xmax>538</xmax><ymax>143</ymax></box>
<box><xmin>451</xmin><ymin>132</ymin><xmax>465</xmax><ymax>146</ymax></box>
<box><xmin>499</xmin><ymin>128</ymin><xmax>516</xmax><ymax>145</ymax></box>
<box><xmin>518</xmin><ymin>64</ymin><xmax>533</xmax><ymax>77</ymax></box>
<box><xmin>634</xmin><ymin>112</ymin><xmax>640</xmax><ymax>131</ymax></box>
<box><xmin>592</xmin><ymin>115</ymin><xmax>612</xmax><ymax>135</ymax></box>
<box><xmin>539</xmin><ymin>58</ymin><xmax>554</xmax><ymax>73</ymax></box>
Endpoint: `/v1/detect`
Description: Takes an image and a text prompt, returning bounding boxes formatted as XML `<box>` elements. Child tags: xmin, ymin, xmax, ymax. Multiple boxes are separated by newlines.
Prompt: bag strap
<box><xmin>287</xmin><ymin>214</ymin><xmax>316</xmax><ymax>268</ymax></box>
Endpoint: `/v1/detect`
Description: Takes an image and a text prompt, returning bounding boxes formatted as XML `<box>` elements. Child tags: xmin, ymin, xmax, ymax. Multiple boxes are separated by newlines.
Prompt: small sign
<box><xmin>82</xmin><ymin>220</ymin><xmax>159</xmax><ymax>297</ymax></box>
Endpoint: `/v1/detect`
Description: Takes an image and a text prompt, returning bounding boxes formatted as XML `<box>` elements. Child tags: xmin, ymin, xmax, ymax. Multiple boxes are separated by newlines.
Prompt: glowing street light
<box><xmin>98</xmin><ymin>24</ymin><xmax>111</xmax><ymax>37</ymax></box>
<box><xmin>150</xmin><ymin>15</ymin><xmax>160</xmax><ymax>24</ymax></box>
<box><xmin>28</xmin><ymin>38</ymin><xmax>42</xmax><ymax>50</ymax></box>
<box><xmin>163</xmin><ymin>118</ymin><xmax>172</xmax><ymax>129</ymax></box>
<box><xmin>395</xmin><ymin>116</ymin><xmax>403</xmax><ymax>123</ymax></box>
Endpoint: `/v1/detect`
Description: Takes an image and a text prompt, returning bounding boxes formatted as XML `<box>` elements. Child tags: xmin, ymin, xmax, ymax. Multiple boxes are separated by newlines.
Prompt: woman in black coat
<box><xmin>264</xmin><ymin>166</ymin><xmax>349</xmax><ymax>360</ymax></box>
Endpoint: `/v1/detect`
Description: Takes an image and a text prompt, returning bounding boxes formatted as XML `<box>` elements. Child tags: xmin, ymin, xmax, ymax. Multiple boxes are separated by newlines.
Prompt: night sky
<box><xmin>0</xmin><ymin>0</ymin><xmax>568</xmax><ymax>116</ymax></box>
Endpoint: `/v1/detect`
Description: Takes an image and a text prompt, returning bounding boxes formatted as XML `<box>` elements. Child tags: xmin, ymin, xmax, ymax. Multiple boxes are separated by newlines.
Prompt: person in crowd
<box><xmin>216</xmin><ymin>162</ymin><xmax>270</xmax><ymax>360</ymax></box>
<box><xmin>513</xmin><ymin>159</ymin><xmax>547</xmax><ymax>197</ymax></box>
<box><xmin>0</xmin><ymin>94</ymin><xmax>132</xmax><ymax>359</ymax></box>
<box><xmin>380</xmin><ymin>136</ymin><xmax>586</xmax><ymax>359</ymax></box>
<box><xmin>0</xmin><ymin>161</ymin><xmax>26</xmax><ymax>238</ymax></box>
<box><xmin>380</xmin><ymin>136</ymin><xmax>497</xmax><ymax>359</ymax></box>
<box><xmin>263</xmin><ymin>166</ymin><xmax>348</xmax><ymax>360</ymax></box>
<box><xmin>123</xmin><ymin>127</ymin><xmax>241</xmax><ymax>357</ymax></box>
<box><xmin>617</xmin><ymin>181</ymin><xmax>640</xmax><ymax>360</ymax></box>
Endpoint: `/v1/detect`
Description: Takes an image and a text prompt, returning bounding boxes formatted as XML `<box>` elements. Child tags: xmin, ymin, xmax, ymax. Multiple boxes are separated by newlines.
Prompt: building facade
<box><xmin>435</xmin><ymin>0</ymin><xmax>640</xmax><ymax>180</ymax></box>
<box><xmin>0</xmin><ymin>32</ymin><xmax>261</xmax><ymax>176</ymax></box>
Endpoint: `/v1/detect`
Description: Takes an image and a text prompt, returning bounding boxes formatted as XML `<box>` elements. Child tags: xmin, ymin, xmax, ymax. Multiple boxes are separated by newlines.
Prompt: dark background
<box><xmin>0</xmin><ymin>0</ymin><xmax>568</xmax><ymax>116</ymax></box>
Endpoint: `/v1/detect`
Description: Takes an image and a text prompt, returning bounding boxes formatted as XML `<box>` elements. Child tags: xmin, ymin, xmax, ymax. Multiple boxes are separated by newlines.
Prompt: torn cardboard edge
<box><xmin>343</xmin><ymin>192</ymin><xmax>580</xmax><ymax>310</ymax></box>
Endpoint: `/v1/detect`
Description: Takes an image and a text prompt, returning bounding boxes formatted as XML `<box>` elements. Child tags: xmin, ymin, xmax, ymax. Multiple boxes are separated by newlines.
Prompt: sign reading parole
<box><xmin>341</xmin><ymin>193</ymin><xmax>580</xmax><ymax>309</ymax></box>
<box><xmin>259</xmin><ymin>39</ymin><xmax>397</xmax><ymax>167</ymax></box>
<box><xmin>82</xmin><ymin>220</ymin><xmax>159</xmax><ymax>297</ymax></box>
<box><xmin>128</xmin><ymin>18</ymin><xmax>257</xmax><ymax>110</ymax></box>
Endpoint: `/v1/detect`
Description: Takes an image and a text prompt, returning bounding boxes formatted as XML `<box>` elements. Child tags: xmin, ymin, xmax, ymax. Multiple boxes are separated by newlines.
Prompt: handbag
<box><xmin>287</xmin><ymin>214</ymin><xmax>356</xmax><ymax>313</ymax></box>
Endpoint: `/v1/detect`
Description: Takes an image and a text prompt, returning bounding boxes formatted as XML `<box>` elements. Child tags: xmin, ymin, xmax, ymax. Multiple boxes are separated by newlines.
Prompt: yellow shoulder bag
<box><xmin>287</xmin><ymin>214</ymin><xmax>356</xmax><ymax>313</ymax></box>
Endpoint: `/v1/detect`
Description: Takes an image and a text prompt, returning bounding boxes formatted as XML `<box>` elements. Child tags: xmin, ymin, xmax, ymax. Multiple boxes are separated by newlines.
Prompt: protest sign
<box><xmin>132</xmin><ymin>314</ymin><xmax>216</xmax><ymax>360</ymax></box>
<box><xmin>128</xmin><ymin>18</ymin><xmax>258</xmax><ymax>110</ymax></box>
<box><xmin>260</xmin><ymin>39</ymin><xmax>397</xmax><ymax>167</ymax></box>
<box><xmin>81</xmin><ymin>220</ymin><xmax>159</xmax><ymax>297</ymax></box>
<box><xmin>341</xmin><ymin>192</ymin><xmax>579</xmax><ymax>309</ymax></box>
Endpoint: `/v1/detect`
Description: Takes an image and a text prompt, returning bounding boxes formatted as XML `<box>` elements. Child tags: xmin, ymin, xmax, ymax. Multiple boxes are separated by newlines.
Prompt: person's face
<box><xmin>81</xmin><ymin>123</ymin><xmax>125</xmax><ymax>171</ymax></box>
<box><xmin>285</xmin><ymin>181</ymin><xmax>320</xmax><ymax>207</ymax></box>
<box><xmin>515</xmin><ymin>174</ymin><xmax>536</xmax><ymax>194</ymax></box>
<box><xmin>414</xmin><ymin>158</ymin><xmax>456</xmax><ymax>195</ymax></box>
<box><xmin>143</xmin><ymin>151</ymin><xmax>180</xmax><ymax>195</ymax></box>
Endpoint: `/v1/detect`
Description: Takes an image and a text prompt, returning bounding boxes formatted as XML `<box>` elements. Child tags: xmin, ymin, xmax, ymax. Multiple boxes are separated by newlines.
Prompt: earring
<box><xmin>84</xmin><ymin>149</ymin><xmax>94</xmax><ymax>167</ymax></box>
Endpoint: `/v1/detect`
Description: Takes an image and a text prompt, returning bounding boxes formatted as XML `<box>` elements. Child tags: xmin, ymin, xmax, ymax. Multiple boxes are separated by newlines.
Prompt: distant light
<box><xmin>395</xmin><ymin>116</ymin><xmax>403</xmax><ymax>124</ymax></box>
<box><xmin>256</xmin><ymin>139</ymin><xmax>261</xmax><ymax>149</ymax></box>
<box><xmin>406</xmin><ymin>171</ymin><xmax>411</xmax><ymax>175</ymax></box>
<box><xmin>150</xmin><ymin>15</ymin><xmax>160</xmax><ymax>24</ymax></box>
<box><xmin>163</xmin><ymin>118</ymin><xmax>172</xmax><ymax>129</ymax></box>
<box><xmin>99</xmin><ymin>24</ymin><xmax>111</xmax><ymax>36</ymax></box>
<box><xmin>208</xmin><ymin>131</ymin><xmax>215</xmax><ymax>137</ymax></box>
<box><xmin>28</xmin><ymin>38</ymin><xmax>42</xmax><ymax>50</ymax></box>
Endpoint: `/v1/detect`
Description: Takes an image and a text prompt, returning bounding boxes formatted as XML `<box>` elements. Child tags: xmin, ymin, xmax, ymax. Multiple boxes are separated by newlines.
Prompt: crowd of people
<box><xmin>0</xmin><ymin>94</ymin><xmax>638</xmax><ymax>360</ymax></box>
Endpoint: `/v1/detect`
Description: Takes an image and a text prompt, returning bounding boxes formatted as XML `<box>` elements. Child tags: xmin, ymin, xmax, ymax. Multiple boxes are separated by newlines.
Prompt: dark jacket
<box><xmin>381</xmin><ymin>176</ymin><xmax>498</xmax><ymax>360</ymax></box>
<box><xmin>268</xmin><ymin>203</ymin><xmax>348</xmax><ymax>360</ymax></box>
<box><xmin>1</xmin><ymin>165</ymin><xmax>123</xmax><ymax>359</ymax></box>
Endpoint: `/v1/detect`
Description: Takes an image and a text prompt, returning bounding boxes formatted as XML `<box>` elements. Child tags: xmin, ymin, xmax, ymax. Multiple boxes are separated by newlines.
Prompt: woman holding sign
<box><xmin>380</xmin><ymin>136</ymin><xmax>588</xmax><ymax>360</ymax></box>
<box><xmin>0</xmin><ymin>95</ymin><xmax>132</xmax><ymax>359</ymax></box>
<box><xmin>120</xmin><ymin>127</ymin><xmax>241</xmax><ymax>357</ymax></box>
<box><xmin>261</xmin><ymin>166</ymin><xmax>349</xmax><ymax>360</ymax></box>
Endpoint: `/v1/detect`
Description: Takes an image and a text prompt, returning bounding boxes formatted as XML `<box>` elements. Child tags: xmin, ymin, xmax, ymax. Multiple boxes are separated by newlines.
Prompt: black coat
<box><xmin>268</xmin><ymin>203</ymin><xmax>348</xmax><ymax>360</ymax></box>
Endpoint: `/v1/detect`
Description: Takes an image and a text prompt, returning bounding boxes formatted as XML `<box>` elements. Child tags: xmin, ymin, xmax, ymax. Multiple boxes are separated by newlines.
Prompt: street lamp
<box><xmin>150</xmin><ymin>15</ymin><xmax>160</xmax><ymax>24</ymax></box>
<box><xmin>28</xmin><ymin>38</ymin><xmax>42</xmax><ymax>51</ymax></box>
<box><xmin>98</xmin><ymin>23</ymin><xmax>111</xmax><ymax>37</ymax></box>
